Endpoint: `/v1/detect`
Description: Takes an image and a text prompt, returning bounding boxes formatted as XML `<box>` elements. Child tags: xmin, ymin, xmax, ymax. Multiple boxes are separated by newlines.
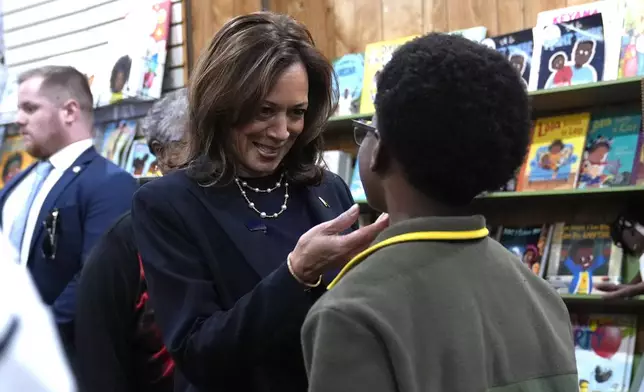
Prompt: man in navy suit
<box><xmin>0</xmin><ymin>65</ymin><xmax>137</xmax><ymax>359</ymax></box>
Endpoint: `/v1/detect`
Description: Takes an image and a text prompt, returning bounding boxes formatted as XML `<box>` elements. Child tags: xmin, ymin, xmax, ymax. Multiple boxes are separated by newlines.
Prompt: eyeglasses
<box><xmin>352</xmin><ymin>119</ymin><xmax>379</xmax><ymax>146</ymax></box>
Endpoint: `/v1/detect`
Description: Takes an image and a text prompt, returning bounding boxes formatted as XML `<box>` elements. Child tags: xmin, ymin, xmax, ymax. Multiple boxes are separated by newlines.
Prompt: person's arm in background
<box><xmin>75</xmin><ymin>214</ymin><xmax>138</xmax><ymax>392</ymax></box>
<box><xmin>53</xmin><ymin>172</ymin><xmax>137</xmax><ymax>342</ymax></box>
<box><xmin>0</xmin><ymin>261</ymin><xmax>76</xmax><ymax>392</ymax></box>
<box><xmin>301</xmin><ymin>305</ymin><xmax>395</xmax><ymax>392</ymax></box>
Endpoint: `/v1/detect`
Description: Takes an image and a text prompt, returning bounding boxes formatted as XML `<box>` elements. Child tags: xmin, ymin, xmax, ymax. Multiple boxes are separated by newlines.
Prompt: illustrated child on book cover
<box><xmin>496</xmin><ymin>225</ymin><xmax>552</xmax><ymax>277</ymax></box>
<box><xmin>517</xmin><ymin>113</ymin><xmax>589</xmax><ymax>191</ymax></box>
<box><xmin>532</xmin><ymin>14</ymin><xmax>605</xmax><ymax>90</ymax></box>
<box><xmin>578</xmin><ymin>114</ymin><xmax>642</xmax><ymax>188</ymax></box>
<box><xmin>481</xmin><ymin>29</ymin><xmax>534</xmax><ymax>89</ymax></box>
<box><xmin>547</xmin><ymin>223</ymin><xmax>622</xmax><ymax>296</ymax></box>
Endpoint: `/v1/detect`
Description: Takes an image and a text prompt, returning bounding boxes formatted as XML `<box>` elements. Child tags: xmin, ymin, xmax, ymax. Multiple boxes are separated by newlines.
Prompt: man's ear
<box><xmin>61</xmin><ymin>99</ymin><xmax>81</xmax><ymax>124</ymax></box>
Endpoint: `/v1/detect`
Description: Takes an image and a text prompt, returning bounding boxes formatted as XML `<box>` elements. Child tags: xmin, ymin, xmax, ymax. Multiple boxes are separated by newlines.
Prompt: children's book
<box><xmin>534</xmin><ymin>1</ymin><xmax>621</xmax><ymax>83</ymax></box>
<box><xmin>571</xmin><ymin>313</ymin><xmax>636</xmax><ymax>392</ymax></box>
<box><xmin>632</xmin><ymin>131</ymin><xmax>644</xmax><ymax>185</ymax></box>
<box><xmin>349</xmin><ymin>161</ymin><xmax>366</xmax><ymax>203</ymax></box>
<box><xmin>92</xmin><ymin>0</ymin><xmax>171</xmax><ymax>106</ymax></box>
<box><xmin>516</xmin><ymin>113</ymin><xmax>589</xmax><ymax>191</ymax></box>
<box><xmin>482</xmin><ymin>28</ymin><xmax>535</xmax><ymax>89</ymax></box>
<box><xmin>617</xmin><ymin>0</ymin><xmax>644</xmax><ymax>79</ymax></box>
<box><xmin>332</xmin><ymin>53</ymin><xmax>364</xmax><ymax>117</ymax></box>
<box><xmin>359</xmin><ymin>35</ymin><xmax>418</xmax><ymax>114</ymax></box>
<box><xmin>495</xmin><ymin>224</ymin><xmax>553</xmax><ymax>277</ymax></box>
<box><xmin>578</xmin><ymin>113</ymin><xmax>642</xmax><ymax>188</ymax></box>
<box><xmin>124</xmin><ymin>138</ymin><xmax>159</xmax><ymax>177</ymax></box>
<box><xmin>530</xmin><ymin>13</ymin><xmax>607</xmax><ymax>91</ymax></box>
<box><xmin>0</xmin><ymin>127</ymin><xmax>36</xmax><ymax>188</ymax></box>
<box><xmin>546</xmin><ymin>223</ymin><xmax>623</xmax><ymax>295</ymax></box>
<box><xmin>0</xmin><ymin>72</ymin><xmax>17</xmax><ymax>125</ymax></box>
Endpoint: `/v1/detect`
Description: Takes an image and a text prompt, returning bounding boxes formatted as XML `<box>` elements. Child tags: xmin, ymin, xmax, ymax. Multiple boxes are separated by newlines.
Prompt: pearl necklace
<box><xmin>234</xmin><ymin>174</ymin><xmax>289</xmax><ymax>219</ymax></box>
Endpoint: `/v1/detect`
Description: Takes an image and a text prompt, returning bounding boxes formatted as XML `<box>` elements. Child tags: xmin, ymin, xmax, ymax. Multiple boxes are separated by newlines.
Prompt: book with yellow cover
<box><xmin>0</xmin><ymin>129</ymin><xmax>36</xmax><ymax>188</ymax></box>
<box><xmin>359</xmin><ymin>35</ymin><xmax>417</xmax><ymax>114</ymax></box>
<box><xmin>516</xmin><ymin>113</ymin><xmax>590</xmax><ymax>191</ymax></box>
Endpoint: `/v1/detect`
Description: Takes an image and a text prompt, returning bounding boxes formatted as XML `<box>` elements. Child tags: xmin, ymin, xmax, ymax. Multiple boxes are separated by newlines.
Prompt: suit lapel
<box><xmin>0</xmin><ymin>164</ymin><xmax>37</xmax><ymax>229</ymax></box>
<box><xmin>28</xmin><ymin>148</ymin><xmax>97</xmax><ymax>259</ymax></box>
<box><xmin>198</xmin><ymin>174</ymin><xmax>345</xmax><ymax>279</ymax></box>
<box><xmin>198</xmin><ymin>190</ymin><xmax>276</xmax><ymax>277</ymax></box>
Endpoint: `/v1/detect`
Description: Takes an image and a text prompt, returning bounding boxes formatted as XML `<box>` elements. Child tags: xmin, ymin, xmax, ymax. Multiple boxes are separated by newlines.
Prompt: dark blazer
<box><xmin>131</xmin><ymin>169</ymin><xmax>355</xmax><ymax>392</ymax></box>
<box><xmin>0</xmin><ymin>147</ymin><xmax>137</xmax><ymax>348</ymax></box>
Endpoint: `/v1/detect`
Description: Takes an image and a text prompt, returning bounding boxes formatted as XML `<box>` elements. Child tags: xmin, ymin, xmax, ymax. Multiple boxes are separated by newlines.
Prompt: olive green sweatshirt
<box><xmin>302</xmin><ymin>215</ymin><xmax>578</xmax><ymax>392</ymax></box>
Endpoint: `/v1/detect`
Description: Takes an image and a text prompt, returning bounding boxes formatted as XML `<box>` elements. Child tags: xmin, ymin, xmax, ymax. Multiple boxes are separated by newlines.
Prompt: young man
<box><xmin>74</xmin><ymin>89</ymin><xmax>188</xmax><ymax>392</ymax></box>
<box><xmin>596</xmin><ymin>204</ymin><xmax>644</xmax><ymax>299</ymax></box>
<box><xmin>301</xmin><ymin>33</ymin><xmax>578</xmax><ymax>392</ymax></box>
<box><xmin>0</xmin><ymin>66</ymin><xmax>137</xmax><ymax>361</ymax></box>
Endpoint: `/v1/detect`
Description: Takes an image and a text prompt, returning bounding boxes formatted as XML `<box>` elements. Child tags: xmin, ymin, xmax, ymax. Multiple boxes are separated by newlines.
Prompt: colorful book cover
<box><xmin>359</xmin><ymin>35</ymin><xmax>418</xmax><ymax>114</ymax></box>
<box><xmin>332</xmin><ymin>53</ymin><xmax>364</xmax><ymax>117</ymax></box>
<box><xmin>534</xmin><ymin>1</ymin><xmax>620</xmax><ymax>82</ymax></box>
<box><xmin>617</xmin><ymin>0</ymin><xmax>644</xmax><ymax>79</ymax></box>
<box><xmin>349</xmin><ymin>161</ymin><xmax>366</xmax><ymax>203</ymax></box>
<box><xmin>546</xmin><ymin>223</ymin><xmax>623</xmax><ymax>295</ymax></box>
<box><xmin>496</xmin><ymin>224</ymin><xmax>552</xmax><ymax>277</ymax></box>
<box><xmin>482</xmin><ymin>28</ymin><xmax>534</xmax><ymax>89</ymax></box>
<box><xmin>92</xmin><ymin>0</ymin><xmax>171</xmax><ymax>106</ymax></box>
<box><xmin>0</xmin><ymin>129</ymin><xmax>36</xmax><ymax>188</ymax></box>
<box><xmin>124</xmin><ymin>138</ymin><xmax>160</xmax><ymax>177</ymax></box>
<box><xmin>517</xmin><ymin>113</ymin><xmax>589</xmax><ymax>191</ymax></box>
<box><xmin>633</xmin><ymin>131</ymin><xmax>644</xmax><ymax>185</ymax></box>
<box><xmin>571</xmin><ymin>314</ymin><xmax>636</xmax><ymax>392</ymax></box>
<box><xmin>578</xmin><ymin>113</ymin><xmax>642</xmax><ymax>188</ymax></box>
<box><xmin>530</xmin><ymin>13</ymin><xmax>606</xmax><ymax>91</ymax></box>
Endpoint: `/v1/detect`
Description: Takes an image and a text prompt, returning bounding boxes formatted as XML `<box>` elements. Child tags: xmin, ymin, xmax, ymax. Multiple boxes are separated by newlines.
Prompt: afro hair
<box><xmin>374</xmin><ymin>33</ymin><xmax>531</xmax><ymax>206</ymax></box>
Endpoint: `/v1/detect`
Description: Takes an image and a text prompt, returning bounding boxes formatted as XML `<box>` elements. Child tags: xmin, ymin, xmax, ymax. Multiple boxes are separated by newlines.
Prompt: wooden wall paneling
<box><xmin>351</xmin><ymin>0</ymin><xmax>383</xmax><ymax>57</ymax></box>
<box><xmin>447</xmin><ymin>0</ymin><xmax>499</xmax><ymax>36</ymax></box>
<box><xmin>330</xmin><ymin>0</ymin><xmax>357</xmax><ymax>57</ymax></box>
<box><xmin>381</xmin><ymin>0</ymin><xmax>423</xmax><ymax>40</ymax></box>
<box><xmin>423</xmin><ymin>0</ymin><xmax>448</xmax><ymax>33</ymax></box>
<box><xmin>522</xmin><ymin>0</ymin><xmax>566</xmax><ymax>30</ymax></box>
<box><xmin>269</xmin><ymin>0</ymin><xmax>336</xmax><ymax>60</ymax></box>
<box><xmin>497</xmin><ymin>0</ymin><xmax>525</xmax><ymax>34</ymax></box>
<box><xmin>188</xmin><ymin>0</ymin><xmax>262</xmax><ymax>67</ymax></box>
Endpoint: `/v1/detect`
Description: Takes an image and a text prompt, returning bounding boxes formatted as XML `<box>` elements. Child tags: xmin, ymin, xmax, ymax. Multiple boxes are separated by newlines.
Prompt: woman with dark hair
<box><xmin>131</xmin><ymin>12</ymin><xmax>388</xmax><ymax>392</ymax></box>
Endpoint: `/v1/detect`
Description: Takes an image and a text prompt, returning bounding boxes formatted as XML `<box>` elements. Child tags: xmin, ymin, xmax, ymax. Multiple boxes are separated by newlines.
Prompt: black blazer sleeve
<box><xmin>131</xmin><ymin>184</ymin><xmax>321</xmax><ymax>388</ymax></box>
<box><xmin>75</xmin><ymin>214</ymin><xmax>138</xmax><ymax>392</ymax></box>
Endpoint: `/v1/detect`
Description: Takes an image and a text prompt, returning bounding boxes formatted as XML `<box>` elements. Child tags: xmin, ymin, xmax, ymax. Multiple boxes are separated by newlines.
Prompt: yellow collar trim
<box><xmin>327</xmin><ymin>227</ymin><xmax>489</xmax><ymax>290</ymax></box>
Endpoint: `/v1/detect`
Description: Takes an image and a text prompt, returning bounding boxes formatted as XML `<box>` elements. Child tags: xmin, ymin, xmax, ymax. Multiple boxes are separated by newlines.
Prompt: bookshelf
<box><xmin>319</xmin><ymin>77</ymin><xmax>644</xmax><ymax>318</ymax></box>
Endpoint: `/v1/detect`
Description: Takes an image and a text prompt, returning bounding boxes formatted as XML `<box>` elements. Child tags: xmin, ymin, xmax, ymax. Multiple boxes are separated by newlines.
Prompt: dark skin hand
<box><xmin>595</xmin><ymin>274</ymin><xmax>644</xmax><ymax>300</ymax></box>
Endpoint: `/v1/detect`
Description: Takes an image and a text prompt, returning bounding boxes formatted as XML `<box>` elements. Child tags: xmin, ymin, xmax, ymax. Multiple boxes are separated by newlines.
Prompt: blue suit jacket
<box><xmin>132</xmin><ymin>169</ymin><xmax>356</xmax><ymax>392</ymax></box>
<box><xmin>0</xmin><ymin>147</ymin><xmax>137</xmax><ymax>346</ymax></box>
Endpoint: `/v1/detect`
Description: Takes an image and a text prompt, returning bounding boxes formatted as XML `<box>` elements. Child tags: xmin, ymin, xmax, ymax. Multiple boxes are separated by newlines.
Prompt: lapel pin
<box><xmin>72</xmin><ymin>166</ymin><xmax>81</xmax><ymax>174</ymax></box>
<box><xmin>318</xmin><ymin>196</ymin><xmax>330</xmax><ymax>208</ymax></box>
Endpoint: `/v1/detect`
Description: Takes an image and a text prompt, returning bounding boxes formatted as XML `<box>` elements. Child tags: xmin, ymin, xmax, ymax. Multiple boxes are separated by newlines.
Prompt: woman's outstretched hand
<box><xmin>289</xmin><ymin>204</ymin><xmax>389</xmax><ymax>284</ymax></box>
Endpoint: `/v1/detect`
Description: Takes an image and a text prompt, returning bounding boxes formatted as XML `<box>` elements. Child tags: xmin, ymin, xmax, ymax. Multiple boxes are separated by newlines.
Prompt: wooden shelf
<box><xmin>480</xmin><ymin>184</ymin><xmax>644</xmax><ymax>200</ymax></box>
<box><xmin>562</xmin><ymin>295</ymin><xmax>644</xmax><ymax>314</ymax></box>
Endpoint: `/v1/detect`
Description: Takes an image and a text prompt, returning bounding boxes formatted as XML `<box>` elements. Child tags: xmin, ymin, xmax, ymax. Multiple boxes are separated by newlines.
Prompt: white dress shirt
<box><xmin>1</xmin><ymin>139</ymin><xmax>94</xmax><ymax>266</ymax></box>
<box><xmin>0</xmin><ymin>260</ymin><xmax>76</xmax><ymax>391</ymax></box>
